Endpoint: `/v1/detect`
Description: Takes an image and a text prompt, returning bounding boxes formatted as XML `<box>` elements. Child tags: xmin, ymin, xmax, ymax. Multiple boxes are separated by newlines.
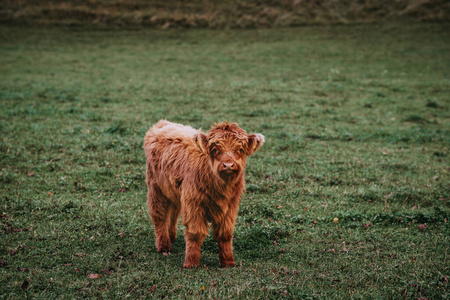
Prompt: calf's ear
<box><xmin>246</xmin><ymin>133</ymin><xmax>265</xmax><ymax>155</ymax></box>
<box><xmin>194</xmin><ymin>133</ymin><xmax>209</xmax><ymax>154</ymax></box>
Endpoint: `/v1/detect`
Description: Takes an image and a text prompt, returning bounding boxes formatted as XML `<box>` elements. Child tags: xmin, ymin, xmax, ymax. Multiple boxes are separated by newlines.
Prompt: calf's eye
<box><xmin>238</xmin><ymin>148</ymin><xmax>244</xmax><ymax>155</ymax></box>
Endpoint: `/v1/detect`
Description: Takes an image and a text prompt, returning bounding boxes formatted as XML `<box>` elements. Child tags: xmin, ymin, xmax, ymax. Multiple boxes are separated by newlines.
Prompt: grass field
<box><xmin>0</xmin><ymin>22</ymin><xmax>449</xmax><ymax>299</ymax></box>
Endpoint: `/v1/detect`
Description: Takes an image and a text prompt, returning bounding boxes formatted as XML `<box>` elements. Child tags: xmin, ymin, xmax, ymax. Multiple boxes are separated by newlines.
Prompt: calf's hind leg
<box><xmin>168</xmin><ymin>203</ymin><xmax>181</xmax><ymax>243</ymax></box>
<box><xmin>147</xmin><ymin>186</ymin><xmax>173</xmax><ymax>254</ymax></box>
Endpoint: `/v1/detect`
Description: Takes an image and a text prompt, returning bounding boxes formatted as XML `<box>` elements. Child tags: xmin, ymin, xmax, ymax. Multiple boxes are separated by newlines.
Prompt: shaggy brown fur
<box><xmin>144</xmin><ymin>120</ymin><xmax>264</xmax><ymax>268</ymax></box>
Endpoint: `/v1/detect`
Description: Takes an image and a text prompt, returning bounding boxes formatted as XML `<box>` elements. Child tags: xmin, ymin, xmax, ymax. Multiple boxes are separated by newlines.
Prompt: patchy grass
<box><xmin>0</xmin><ymin>23</ymin><xmax>449</xmax><ymax>299</ymax></box>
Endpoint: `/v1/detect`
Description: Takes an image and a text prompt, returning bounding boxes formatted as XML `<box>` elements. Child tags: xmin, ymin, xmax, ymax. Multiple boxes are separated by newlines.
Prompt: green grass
<box><xmin>1</xmin><ymin>22</ymin><xmax>449</xmax><ymax>299</ymax></box>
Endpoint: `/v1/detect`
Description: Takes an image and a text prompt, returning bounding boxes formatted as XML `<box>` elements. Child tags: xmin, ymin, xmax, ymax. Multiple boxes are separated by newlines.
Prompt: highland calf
<box><xmin>144</xmin><ymin>120</ymin><xmax>264</xmax><ymax>268</ymax></box>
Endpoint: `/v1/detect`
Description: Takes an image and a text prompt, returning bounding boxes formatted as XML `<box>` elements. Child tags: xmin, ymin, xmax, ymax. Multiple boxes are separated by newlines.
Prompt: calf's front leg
<box><xmin>182</xmin><ymin>211</ymin><xmax>208</xmax><ymax>268</ymax></box>
<box><xmin>213</xmin><ymin>212</ymin><xmax>237</xmax><ymax>268</ymax></box>
<box><xmin>218</xmin><ymin>239</ymin><xmax>235</xmax><ymax>268</ymax></box>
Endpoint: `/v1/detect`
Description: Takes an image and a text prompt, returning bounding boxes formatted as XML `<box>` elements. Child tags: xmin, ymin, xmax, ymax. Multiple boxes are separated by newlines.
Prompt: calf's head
<box><xmin>194</xmin><ymin>122</ymin><xmax>264</xmax><ymax>181</ymax></box>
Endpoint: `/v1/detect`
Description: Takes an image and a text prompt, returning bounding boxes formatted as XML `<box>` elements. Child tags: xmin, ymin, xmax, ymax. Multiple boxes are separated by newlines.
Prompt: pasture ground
<box><xmin>0</xmin><ymin>23</ymin><xmax>449</xmax><ymax>299</ymax></box>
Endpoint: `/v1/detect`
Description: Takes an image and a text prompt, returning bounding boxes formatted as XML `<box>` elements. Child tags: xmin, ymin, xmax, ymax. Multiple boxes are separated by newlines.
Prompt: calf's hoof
<box><xmin>220</xmin><ymin>261</ymin><xmax>236</xmax><ymax>268</ymax></box>
<box><xmin>156</xmin><ymin>246</ymin><xmax>172</xmax><ymax>254</ymax></box>
<box><xmin>183</xmin><ymin>263</ymin><xmax>199</xmax><ymax>269</ymax></box>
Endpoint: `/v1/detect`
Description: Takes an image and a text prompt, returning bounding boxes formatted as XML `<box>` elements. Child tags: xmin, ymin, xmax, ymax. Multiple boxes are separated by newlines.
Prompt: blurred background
<box><xmin>1</xmin><ymin>0</ymin><xmax>449</xmax><ymax>28</ymax></box>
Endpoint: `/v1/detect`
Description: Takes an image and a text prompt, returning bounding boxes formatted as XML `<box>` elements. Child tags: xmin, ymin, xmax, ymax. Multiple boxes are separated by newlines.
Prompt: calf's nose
<box><xmin>223</xmin><ymin>162</ymin><xmax>234</xmax><ymax>170</ymax></box>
